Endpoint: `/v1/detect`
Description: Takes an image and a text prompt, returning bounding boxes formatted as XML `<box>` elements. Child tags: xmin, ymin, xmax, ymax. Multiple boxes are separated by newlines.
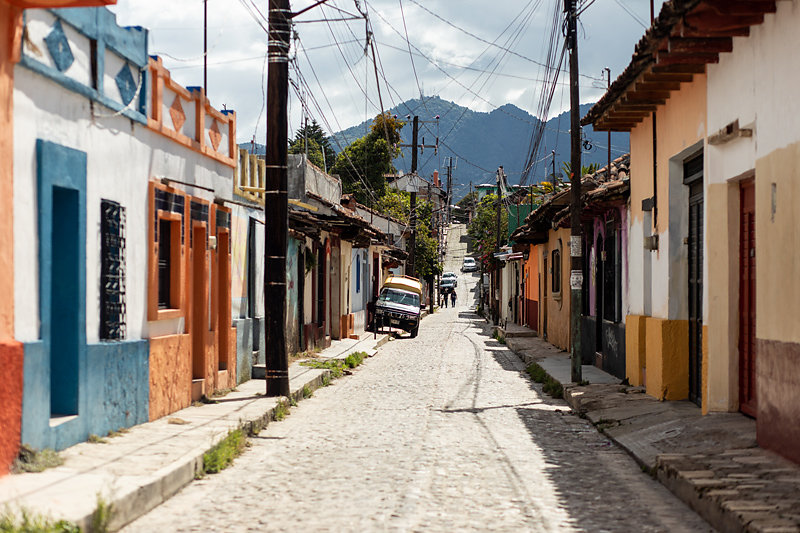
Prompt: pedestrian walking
<box><xmin>450</xmin><ymin>290</ymin><xmax>457</xmax><ymax>307</ymax></box>
<box><xmin>444</xmin><ymin>289</ymin><xmax>449</xmax><ymax>308</ymax></box>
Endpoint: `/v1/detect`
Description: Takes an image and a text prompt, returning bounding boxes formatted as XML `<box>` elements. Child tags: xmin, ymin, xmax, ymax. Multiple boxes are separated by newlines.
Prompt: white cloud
<box><xmin>108</xmin><ymin>0</ymin><xmax>667</xmax><ymax>145</ymax></box>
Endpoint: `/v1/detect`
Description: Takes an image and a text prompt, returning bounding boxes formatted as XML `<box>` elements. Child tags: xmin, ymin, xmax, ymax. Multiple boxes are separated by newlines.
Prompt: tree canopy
<box><xmin>288</xmin><ymin>119</ymin><xmax>336</xmax><ymax>171</ymax></box>
<box><xmin>467</xmin><ymin>193</ymin><xmax>508</xmax><ymax>271</ymax></box>
<box><xmin>330</xmin><ymin>114</ymin><xmax>404</xmax><ymax>206</ymax></box>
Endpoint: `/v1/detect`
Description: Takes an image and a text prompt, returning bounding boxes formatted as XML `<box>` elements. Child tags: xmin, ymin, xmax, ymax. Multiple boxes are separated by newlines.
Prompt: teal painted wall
<box><xmin>20</xmin><ymin>140</ymin><xmax>149</xmax><ymax>452</ymax></box>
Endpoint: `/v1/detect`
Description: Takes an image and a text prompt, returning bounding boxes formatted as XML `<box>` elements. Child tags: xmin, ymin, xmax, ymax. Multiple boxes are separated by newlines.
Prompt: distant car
<box><xmin>441</xmin><ymin>272</ymin><xmax>458</xmax><ymax>288</ymax></box>
<box><xmin>462</xmin><ymin>257</ymin><xmax>477</xmax><ymax>272</ymax></box>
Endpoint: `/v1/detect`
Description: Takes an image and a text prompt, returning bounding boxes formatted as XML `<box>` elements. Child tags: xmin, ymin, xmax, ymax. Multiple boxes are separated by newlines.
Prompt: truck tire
<box><xmin>410</xmin><ymin>325</ymin><xmax>419</xmax><ymax>338</ymax></box>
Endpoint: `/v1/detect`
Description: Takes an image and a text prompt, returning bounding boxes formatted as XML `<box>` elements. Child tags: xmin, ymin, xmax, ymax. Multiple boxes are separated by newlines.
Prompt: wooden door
<box><xmin>739</xmin><ymin>179</ymin><xmax>757</xmax><ymax>417</ymax></box>
<box><xmin>686</xmin><ymin>154</ymin><xmax>704</xmax><ymax>407</ymax></box>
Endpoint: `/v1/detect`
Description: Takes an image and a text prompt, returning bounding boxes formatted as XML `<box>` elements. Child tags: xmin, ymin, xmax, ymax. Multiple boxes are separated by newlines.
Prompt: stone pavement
<box><xmin>501</xmin><ymin>326</ymin><xmax>800</xmax><ymax>533</ymax></box>
<box><xmin>0</xmin><ymin>332</ymin><xmax>389</xmax><ymax>531</ymax></box>
<box><xmin>123</xmin><ymin>301</ymin><xmax>710</xmax><ymax>532</ymax></box>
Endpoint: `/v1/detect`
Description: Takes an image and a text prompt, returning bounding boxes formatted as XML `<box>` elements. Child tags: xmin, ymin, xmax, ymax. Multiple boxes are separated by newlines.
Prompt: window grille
<box><xmin>100</xmin><ymin>199</ymin><xmax>126</xmax><ymax>340</ymax></box>
<box><xmin>551</xmin><ymin>249</ymin><xmax>561</xmax><ymax>294</ymax></box>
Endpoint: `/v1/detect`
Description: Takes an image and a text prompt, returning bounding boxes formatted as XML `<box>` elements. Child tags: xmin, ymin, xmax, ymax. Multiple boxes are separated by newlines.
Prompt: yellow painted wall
<box><xmin>644</xmin><ymin>317</ymin><xmax>689</xmax><ymax>401</ymax></box>
<box><xmin>755</xmin><ymin>144</ymin><xmax>800</xmax><ymax>344</ymax></box>
<box><xmin>705</xmin><ymin>181</ymin><xmax>741</xmax><ymax>412</ymax></box>
<box><xmin>625</xmin><ymin>315</ymin><xmax>647</xmax><ymax>387</ymax></box>
<box><xmin>542</xmin><ymin>228</ymin><xmax>571</xmax><ymax>351</ymax></box>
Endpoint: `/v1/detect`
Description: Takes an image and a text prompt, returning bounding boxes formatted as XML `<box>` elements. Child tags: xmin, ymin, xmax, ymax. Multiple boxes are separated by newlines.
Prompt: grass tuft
<box><xmin>0</xmin><ymin>507</ymin><xmax>79</xmax><ymax>533</ymax></box>
<box><xmin>202</xmin><ymin>429</ymin><xmax>247</xmax><ymax>474</ymax></box>
<box><xmin>302</xmin><ymin>385</ymin><xmax>313</xmax><ymax>399</ymax></box>
<box><xmin>87</xmin><ymin>434</ymin><xmax>107</xmax><ymax>444</ymax></box>
<box><xmin>273</xmin><ymin>401</ymin><xmax>289</xmax><ymax>421</ymax></box>
<box><xmin>344</xmin><ymin>351</ymin><xmax>367</xmax><ymax>369</ymax></box>
<box><xmin>91</xmin><ymin>494</ymin><xmax>112</xmax><ymax>533</ymax></box>
<box><xmin>525</xmin><ymin>362</ymin><xmax>563</xmax><ymax>399</ymax></box>
<box><xmin>12</xmin><ymin>446</ymin><xmax>63</xmax><ymax>474</ymax></box>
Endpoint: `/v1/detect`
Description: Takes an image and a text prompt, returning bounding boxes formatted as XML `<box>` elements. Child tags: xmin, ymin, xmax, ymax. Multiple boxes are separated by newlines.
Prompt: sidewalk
<box><xmin>502</xmin><ymin>325</ymin><xmax>800</xmax><ymax>533</ymax></box>
<box><xmin>0</xmin><ymin>332</ymin><xmax>389</xmax><ymax>531</ymax></box>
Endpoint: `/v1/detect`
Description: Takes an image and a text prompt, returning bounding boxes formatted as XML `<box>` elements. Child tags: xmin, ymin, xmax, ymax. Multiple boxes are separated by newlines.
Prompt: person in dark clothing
<box><xmin>443</xmin><ymin>289</ymin><xmax>449</xmax><ymax>308</ymax></box>
<box><xmin>450</xmin><ymin>290</ymin><xmax>457</xmax><ymax>307</ymax></box>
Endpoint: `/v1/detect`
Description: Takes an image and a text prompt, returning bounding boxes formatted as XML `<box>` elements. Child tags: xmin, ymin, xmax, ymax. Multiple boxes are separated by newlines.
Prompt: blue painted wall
<box><xmin>20</xmin><ymin>8</ymin><xmax>148</xmax><ymax>124</ymax></box>
<box><xmin>20</xmin><ymin>140</ymin><xmax>149</xmax><ymax>451</ymax></box>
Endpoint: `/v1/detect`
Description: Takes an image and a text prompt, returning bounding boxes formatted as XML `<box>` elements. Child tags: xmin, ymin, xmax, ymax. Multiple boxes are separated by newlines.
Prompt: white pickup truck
<box><xmin>373</xmin><ymin>275</ymin><xmax>422</xmax><ymax>337</ymax></box>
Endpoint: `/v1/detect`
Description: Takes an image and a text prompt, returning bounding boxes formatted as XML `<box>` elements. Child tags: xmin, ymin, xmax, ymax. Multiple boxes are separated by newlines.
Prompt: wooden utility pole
<box><xmin>567</xmin><ymin>0</ymin><xmax>583</xmax><ymax>383</ymax></box>
<box><xmin>203</xmin><ymin>0</ymin><xmax>208</xmax><ymax>95</ymax></box>
<box><xmin>605</xmin><ymin>67</ymin><xmax>611</xmax><ymax>177</ymax></box>
<box><xmin>407</xmin><ymin>115</ymin><xmax>419</xmax><ymax>278</ymax></box>
<box><xmin>264</xmin><ymin>0</ymin><xmax>291</xmax><ymax>397</ymax></box>
<box><xmin>494</xmin><ymin>166</ymin><xmax>505</xmax><ymax>325</ymax></box>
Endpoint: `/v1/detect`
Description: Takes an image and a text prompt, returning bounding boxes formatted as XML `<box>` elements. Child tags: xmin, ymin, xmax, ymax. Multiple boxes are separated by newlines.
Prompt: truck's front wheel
<box><xmin>410</xmin><ymin>325</ymin><xmax>419</xmax><ymax>338</ymax></box>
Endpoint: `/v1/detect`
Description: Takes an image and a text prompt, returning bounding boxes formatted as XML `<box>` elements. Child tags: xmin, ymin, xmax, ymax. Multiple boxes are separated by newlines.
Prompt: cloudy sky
<box><xmin>109</xmin><ymin>0</ymin><xmax>665</xmax><ymax>147</ymax></box>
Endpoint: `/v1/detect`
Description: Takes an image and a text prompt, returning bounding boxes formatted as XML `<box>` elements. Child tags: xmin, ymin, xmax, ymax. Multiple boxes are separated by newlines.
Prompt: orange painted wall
<box><xmin>525</xmin><ymin>244</ymin><xmax>539</xmax><ymax>301</ymax></box>
<box><xmin>148</xmin><ymin>333</ymin><xmax>192</xmax><ymax>420</ymax></box>
<box><xmin>0</xmin><ymin>3</ymin><xmax>22</xmax><ymax>477</ymax></box>
<box><xmin>629</xmin><ymin>75</ymin><xmax>707</xmax><ymax>227</ymax></box>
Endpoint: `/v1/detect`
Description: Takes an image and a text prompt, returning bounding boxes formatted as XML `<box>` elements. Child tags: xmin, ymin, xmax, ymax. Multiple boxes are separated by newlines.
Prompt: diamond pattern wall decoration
<box><xmin>169</xmin><ymin>95</ymin><xmax>186</xmax><ymax>132</ymax></box>
<box><xmin>115</xmin><ymin>64</ymin><xmax>137</xmax><ymax>106</ymax></box>
<box><xmin>208</xmin><ymin>120</ymin><xmax>222</xmax><ymax>152</ymax></box>
<box><xmin>44</xmin><ymin>20</ymin><xmax>74</xmax><ymax>72</ymax></box>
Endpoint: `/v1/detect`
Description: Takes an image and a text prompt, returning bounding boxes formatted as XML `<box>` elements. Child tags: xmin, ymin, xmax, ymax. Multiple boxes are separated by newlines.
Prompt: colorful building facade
<box><xmin>583</xmin><ymin>0</ymin><xmax>799</xmax><ymax>464</ymax></box>
<box><xmin>12</xmin><ymin>6</ymin><xmax>237</xmax><ymax>453</ymax></box>
<box><xmin>0</xmin><ymin>0</ymin><xmax>117</xmax><ymax>478</ymax></box>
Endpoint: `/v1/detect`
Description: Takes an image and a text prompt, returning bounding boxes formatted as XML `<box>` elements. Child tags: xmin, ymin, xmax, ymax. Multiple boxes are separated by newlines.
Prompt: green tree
<box><xmin>288</xmin><ymin>119</ymin><xmax>335</xmax><ymax>170</ymax></box>
<box><xmin>330</xmin><ymin>114</ymin><xmax>404</xmax><ymax>205</ymax></box>
<box><xmin>289</xmin><ymin>137</ymin><xmax>325</xmax><ymax>169</ymax></box>
<box><xmin>374</xmin><ymin>189</ymin><xmax>441</xmax><ymax>278</ymax></box>
<box><xmin>467</xmin><ymin>193</ymin><xmax>508</xmax><ymax>271</ymax></box>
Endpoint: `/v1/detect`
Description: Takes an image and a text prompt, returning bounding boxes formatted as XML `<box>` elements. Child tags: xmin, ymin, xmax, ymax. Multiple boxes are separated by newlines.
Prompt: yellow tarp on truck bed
<box><xmin>382</xmin><ymin>275</ymin><xmax>422</xmax><ymax>296</ymax></box>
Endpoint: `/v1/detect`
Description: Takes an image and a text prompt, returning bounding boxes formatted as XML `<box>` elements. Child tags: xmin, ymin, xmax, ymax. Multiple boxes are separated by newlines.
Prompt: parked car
<box><xmin>373</xmin><ymin>275</ymin><xmax>422</xmax><ymax>337</ymax></box>
<box><xmin>462</xmin><ymin>257</ymin><xmax>477</xmax><ymax>272</ymax></box>
<box><xmin>441</xmin><ymin>272</ymin><xmax>458</xmax><ymax>288</ymax></box>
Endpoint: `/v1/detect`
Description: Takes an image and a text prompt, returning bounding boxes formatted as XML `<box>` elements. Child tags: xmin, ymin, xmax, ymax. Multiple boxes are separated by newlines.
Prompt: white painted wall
<box><xmin>13</xmin><ymin>66</ymin><xmax>234</xmax><ymax>344</ymax></box>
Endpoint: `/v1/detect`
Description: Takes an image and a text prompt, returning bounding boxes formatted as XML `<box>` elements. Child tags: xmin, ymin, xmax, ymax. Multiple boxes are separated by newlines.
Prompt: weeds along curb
<box><xmin>524</xmin><ymin>361</ymin><xmax>564</xmax><ymax>399</ymax></box>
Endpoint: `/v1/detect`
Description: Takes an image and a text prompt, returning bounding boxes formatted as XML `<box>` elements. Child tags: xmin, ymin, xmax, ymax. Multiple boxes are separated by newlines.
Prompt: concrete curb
<box><xmin>103</xmin><ymin>369</ymin><xmax>334</xmax><ymax>531</ymax></box>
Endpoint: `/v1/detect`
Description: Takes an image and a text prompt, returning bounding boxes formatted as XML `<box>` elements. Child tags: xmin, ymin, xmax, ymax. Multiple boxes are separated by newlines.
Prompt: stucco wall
<box><xmin>627</xmin><ymin>76</ymin><xmax>706</xmax><ymax>322</ymax></box>
<box><xmin>541</xmin><ymin>228</ymin><xmax>571</xmax><ymax>351</ymax></box>
<box><xmin>148</xmin><ymin>333</ymin><xmax>191</xmax><ymax>420</ymax></box>
<box><xmin>13</xmin><ymin>67</ymin><xmax>233</xmax><ymax>344</ymax></box>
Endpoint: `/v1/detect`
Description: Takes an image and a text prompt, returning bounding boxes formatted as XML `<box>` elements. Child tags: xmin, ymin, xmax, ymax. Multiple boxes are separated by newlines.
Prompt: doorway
<box><xmin>50</xmin><ymin>186</ymin><xmax>80</xmax><ymax>417</ymax></box>
<box><xmin>685</xmin><ymin>153</ymin><xmax>704</xmax><ymax>406</ymax></box>
<box><xmin>739</xmin><ymin>179</ymin><xmax>757</xmax><ymax>417</ymax></box>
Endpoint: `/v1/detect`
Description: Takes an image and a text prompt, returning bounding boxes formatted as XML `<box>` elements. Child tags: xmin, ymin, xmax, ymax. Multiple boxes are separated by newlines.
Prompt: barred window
<box><xmin>100</xmin><ymin>199</ymin><xmax>126</xmax><ymax>340</ymax></box>
<box><xmin>551</xmin><ymin>249</ymin><xmax>561</xmax><ymax>295</ymax></box>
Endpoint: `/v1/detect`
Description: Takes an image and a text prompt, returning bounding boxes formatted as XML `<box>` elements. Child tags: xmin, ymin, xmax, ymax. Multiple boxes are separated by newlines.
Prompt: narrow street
<box><xmin>124</xmin><ymin>225</ymin><xmax>710</xmax><ymax>532</ymax></box>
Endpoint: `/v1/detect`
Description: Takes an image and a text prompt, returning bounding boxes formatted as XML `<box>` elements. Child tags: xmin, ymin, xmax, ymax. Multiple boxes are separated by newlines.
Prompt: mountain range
<box><xmin>241</xmin><ymin>96</ymin><xmax>630</xmax><ymax>200</ymax></box>
<box><xmin>332</xmin><ymin>96</ymin><xmax>629</xmax><ymax>195</ymax></box>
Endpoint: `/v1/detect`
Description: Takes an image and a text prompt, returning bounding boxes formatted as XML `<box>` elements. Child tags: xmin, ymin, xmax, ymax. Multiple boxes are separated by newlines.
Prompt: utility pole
<box><xmin>605</xmin><ymin>67</ymin><xmax>611</xmax><ymax>178</ymax></box>
<box><xmin>203</xmin><ymin>0</ymin><xmax>208</xmax><ymax>96</ymax></box>
<box><xmin>494</xmin><ymin>166</ymin><xmax>505</xmax><ymax>325</ymax></box>
<box><xmin>446</xmin><ymin>157</ymin><xmax>453</xmax><ymax>224</ymax></box>
<box><xmin>469</xmin><ymin>182</ymin><xmax>474</xmax><ymax>223</ymax></box>
<box><xmin>552</xmin><ymin>150</ymin><xmax>556</xmax><ymax>184</ymax></box>
<box><xmin>264</xmin><ymin>0</ymin><xmax>291</xmax><ymax>397</ymax></box>
<box><xmin>567</xmin><ymin>0</ymin><xmax>583</xmax><ymax>384</ymax></box>
<box><xmin>408</xmin><ymin>115</ymin><xmax>419</xmax><ymax>278</ymax></box>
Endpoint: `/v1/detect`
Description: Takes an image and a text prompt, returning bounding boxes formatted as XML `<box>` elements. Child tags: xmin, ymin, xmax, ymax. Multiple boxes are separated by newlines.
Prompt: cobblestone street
<box><xmin>124</xmin><ymin>226</ymin><xmax>712</xmax><ymax>532</ymax></box>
